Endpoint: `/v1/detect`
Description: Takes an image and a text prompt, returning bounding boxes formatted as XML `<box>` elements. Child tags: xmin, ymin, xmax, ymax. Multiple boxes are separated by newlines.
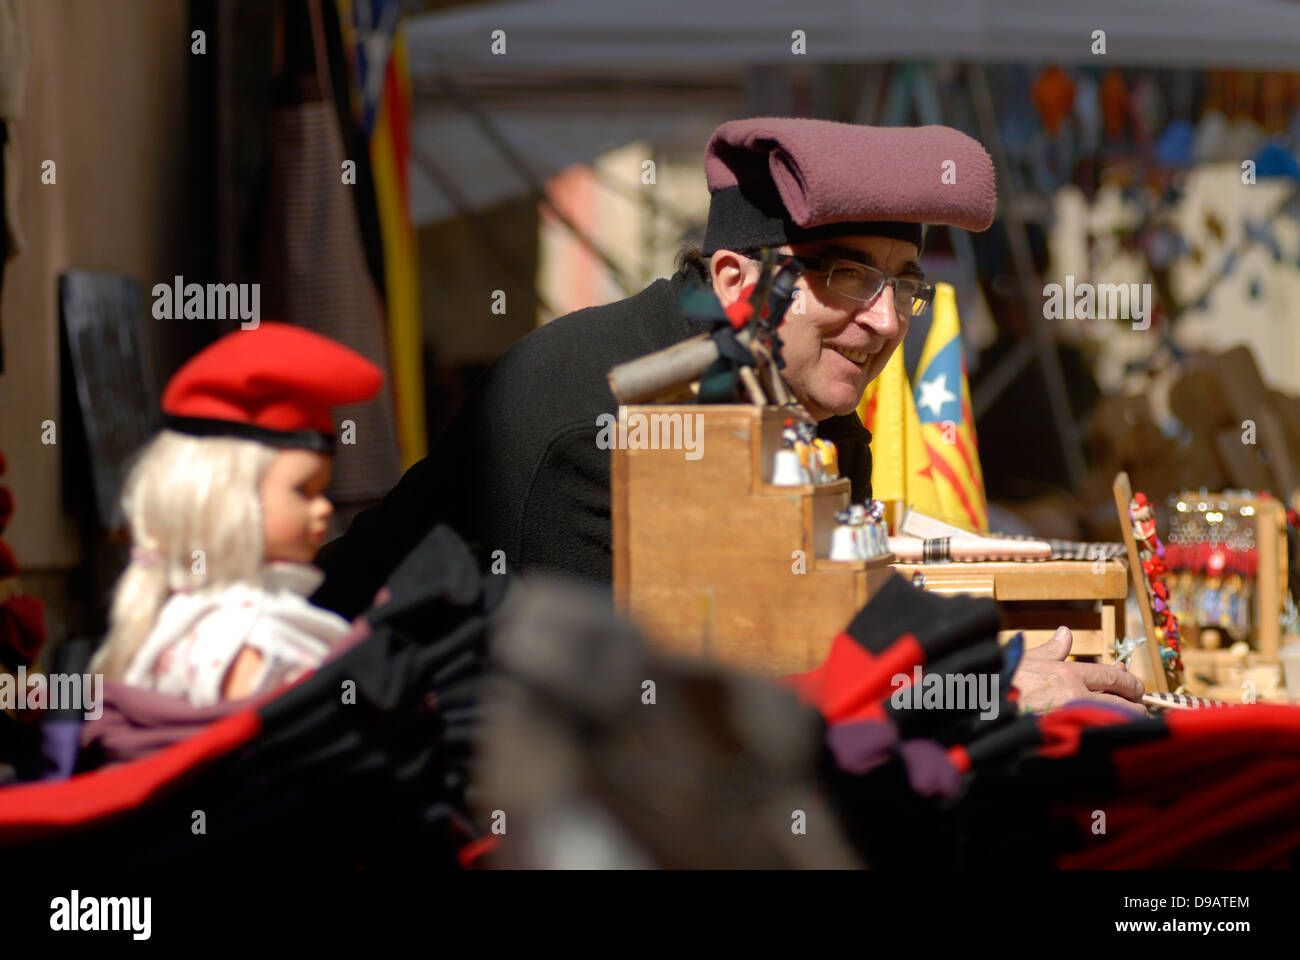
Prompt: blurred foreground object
<box><xmin>477</xmin><ymin>577</ymin><xmax>861</xmax><ymax>869</ymax></box>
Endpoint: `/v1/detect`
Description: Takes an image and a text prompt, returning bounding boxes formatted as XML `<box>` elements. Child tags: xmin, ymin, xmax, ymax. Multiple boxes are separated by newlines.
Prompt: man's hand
<box><xmin>1012</xmin><ymin>626</ymin><xmax>1146</xmax><ymax>716</ymax></box>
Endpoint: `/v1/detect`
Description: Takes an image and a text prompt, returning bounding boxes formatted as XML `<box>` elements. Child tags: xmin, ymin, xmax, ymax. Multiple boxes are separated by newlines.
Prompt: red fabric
<box><xmin>1050</xmin><ymin>704</ymin><xmax>1300</xmax><ymax>868</ymax></box>
<box><xmin>1059</xmin><ymin>758</ymin><xmax>1300</xmax><ymax>868</ymax></box>
<box><xmin>1034</xmin><ymin>704</ymin><xmax>1136</xmax><ymax>759</ymax></box>
<box><xmin>726</xmin><ymin>285</ymin><xmax>756</xmax><ymax>329</ymax></box>
<box><xmin>1032</xmin><ymin>66</ymin><xmax>1076</xmax><ymax>137</ymax></box>
<box><xmin>1112</xmin><ymin>704</ymin><xmax>1300</xmax><ymax>784</ymax></box>
<box><xmin>780</xmin><ymin>631</ymin><xmax>924</xmax><ymax>724</ymax></box>
<box><xmin>0</xmin><ymin>710</ymin><xmax>260</xmax><ymax>831</ymax></box>
<box><xmin>162</xmin><ymin>322</ymin><xmax>383</xmax><ymax>435</ymax></box>
<box><xmin>947</xmin><ymin>744</ymin><xmax>971</xmax><ymax>774</ymax></box>
<box><xmin>0</xmin><ymin>594</ymin><xmax>45</xmax><ymax>661</ymax></box>
<box><xmin>457</xmin><ymin>835</ymin><xmax>500</xmax><ymax>869</ymax></box>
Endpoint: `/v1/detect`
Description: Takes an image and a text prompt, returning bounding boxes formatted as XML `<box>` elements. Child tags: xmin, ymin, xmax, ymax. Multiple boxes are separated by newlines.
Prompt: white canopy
<box><xmin>408</xmin><ymin>0</ymin><xmax>1300</xmax><ymax>77</ymax></box>
<box><xmin>405</xmin><ymin>0</ymin><xmax>1300</xmax><ymax>225</ymax></box>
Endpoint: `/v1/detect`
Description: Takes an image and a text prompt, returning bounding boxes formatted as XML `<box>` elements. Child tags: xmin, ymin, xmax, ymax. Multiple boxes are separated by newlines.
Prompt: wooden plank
<box><xmin>1101</xmin><ymin>598</ymin><xmax>1119</xmax><ymax>661</ymax></box>
<box><xmin>891</xmin><ymin>560</ymin><xmax>1127</xmax><ymax>600</ymax></box>
<box><xmin>915</xmin><ymin>576</ymin><xmax>995</xmax><ymax>598</ymax></box>
<box><xmin>611</xmin><ymin>408</ymin><xmax>631</xmax><ymax>606</ymax></box>
<box><xmin>1113</xmin><ymin>471</ymin><xmax>1171</xmax><ymax>692</ymax></box>
<box><xmin>1009</xmin><ymin>628</ymin><xmax>1106</xmax><ymax>658</ymax></box>
<box><xmin>1256</xmin><ymin>498</ymin><xmax>1284</xmax><ymax>661</ymax></box>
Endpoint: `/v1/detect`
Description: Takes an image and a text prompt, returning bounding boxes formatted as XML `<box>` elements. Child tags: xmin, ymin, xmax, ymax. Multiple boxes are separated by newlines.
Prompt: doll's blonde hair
<box><xmin>91</xmin><ymin>430</ymin><xmax>278</xmax><ymax>680</ymax></box>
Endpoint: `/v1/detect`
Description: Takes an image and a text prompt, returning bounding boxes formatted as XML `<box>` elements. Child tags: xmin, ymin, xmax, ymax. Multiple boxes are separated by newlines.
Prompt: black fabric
<box><xmin>162</xmin><ymin>415</ymin><xmax>333</xmax><ymax>452</ymax></box>
<box><xmin>845</xmin><ymin>571</ymin><xmax>1001</xmax><ymax>660</ymax></box>
<box><xmin>312</xmin><ymin>268</ymin><xmax>876</xmax><ymax>620</ymax></box>
<box><xmin>702</xmin><ymin>182</ymin><xmax>924</xmax><ymax>255</ymax></box>
<box><xmin>0</xmin><ymin>524</ymin><xmax>499</xmax><ymax>868</ymax></box>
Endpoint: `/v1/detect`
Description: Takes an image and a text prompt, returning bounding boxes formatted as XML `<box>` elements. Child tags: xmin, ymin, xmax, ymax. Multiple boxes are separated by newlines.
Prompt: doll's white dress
<box><xmin>122</xmin><ymin>563</ymin><xmax>352</xmax><ymax>708</ymax></box>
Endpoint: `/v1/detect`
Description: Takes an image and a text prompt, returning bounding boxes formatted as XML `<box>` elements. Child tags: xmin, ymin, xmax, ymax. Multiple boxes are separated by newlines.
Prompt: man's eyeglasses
<box><xmin>769</xmin><ymin>254</ymin><xmax>936</xmax><ymax>318</ymax></box>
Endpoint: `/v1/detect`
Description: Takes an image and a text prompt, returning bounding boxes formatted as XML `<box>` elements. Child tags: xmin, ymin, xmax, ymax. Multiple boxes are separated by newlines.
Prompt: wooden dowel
<box><xmin>607</xmin><ymin>334</ymin><xmax>721</xmax><ymax>404</ymax></box>
<box><xmin>737</xmin><ymin>365</ymin><xmax>767</xmax><ymax>406</ymax></box>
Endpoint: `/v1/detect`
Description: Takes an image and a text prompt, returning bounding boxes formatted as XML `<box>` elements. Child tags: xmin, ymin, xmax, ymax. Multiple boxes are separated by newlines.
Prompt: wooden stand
<box><xmin>611</xmin><ymin>404</ymin><xmax>895</xmax><ymax>676</ymax></box>
<box><xmin>891</xmin><ymin>559</ymin><xmax>1128</xmax><ymax>661</ymax></box>
<box><xmin>1114</xmin><ymin>471</ymin><xmax>1173</xmax><ymax>693</ymax></box>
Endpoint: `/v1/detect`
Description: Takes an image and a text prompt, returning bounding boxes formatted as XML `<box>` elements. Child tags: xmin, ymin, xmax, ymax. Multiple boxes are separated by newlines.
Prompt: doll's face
<box><xmin>260</xmin><ymin>449</ymin><xmax>333</xmax><ymax>564</ymax></box>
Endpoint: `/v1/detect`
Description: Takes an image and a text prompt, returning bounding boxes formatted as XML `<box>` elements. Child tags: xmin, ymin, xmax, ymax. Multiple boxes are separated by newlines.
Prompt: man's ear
<box><xmin>709</xmin><ymin>250</ymin><xmax>755</xmax><ymax>307</ymax></box>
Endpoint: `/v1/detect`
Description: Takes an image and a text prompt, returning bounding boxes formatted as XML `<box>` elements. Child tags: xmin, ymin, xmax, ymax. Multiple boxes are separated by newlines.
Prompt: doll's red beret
<box><xmin>161</xmin><ymin>323</ymin><xmax>384</xmax><ymax>452</ymax></box>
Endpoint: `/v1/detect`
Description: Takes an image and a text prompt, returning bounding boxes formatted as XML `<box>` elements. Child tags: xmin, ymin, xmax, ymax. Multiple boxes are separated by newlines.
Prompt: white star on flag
<box><xmin>917</xmin><ymin>373</ymin><xmax>957</xmax><ymax>416</ymax></box>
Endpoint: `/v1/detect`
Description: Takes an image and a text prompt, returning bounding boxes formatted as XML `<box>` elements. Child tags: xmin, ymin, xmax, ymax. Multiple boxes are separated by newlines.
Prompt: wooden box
<box><xmin>890</xmin><ymin>559</ymin><xmax>1128</xmax><ymax>661</ymax></box>
<box><xmin>611</xmin><ymin>405</ymin><xmax>895</xmax><ymax>676</ymax></box>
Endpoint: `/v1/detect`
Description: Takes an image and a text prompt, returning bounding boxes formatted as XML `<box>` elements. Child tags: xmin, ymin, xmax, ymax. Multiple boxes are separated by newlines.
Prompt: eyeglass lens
<box><xmin>826</xmin><ymin>262</ymin><xmax>929</xmax><ymax>316</ymax></box>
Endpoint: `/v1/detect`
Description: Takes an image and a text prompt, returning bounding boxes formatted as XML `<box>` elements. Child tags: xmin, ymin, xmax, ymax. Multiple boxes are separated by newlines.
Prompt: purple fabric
<box><xmin>38</xmin><ymin>718</ymin><xmax>82</xmax><ymax>780</ymax></box>
<box><xmin>80</xmin><ymin>682</ymin><xmax>251</xmax><ymax>765</ymax></box>
<box><xmin>827</xmin><ymin>721</ymin><xmax>961</xmax><ymax>798</ymax></box>
<box><xmin>704</xmin><ymin>118</ymin><xmax>997</xmax><ymax>232</ymax></box>
<box><xmin>81</xmin><ymin>617</ymin><xmax>372</xmax><ymax>765</ymax></box>
<box><xmin>826</xmin><ymin>720</ymin><xmax>898</xmax><ymax>774</ymax></box>
<box><xmin>897</xmin><ymin>738</ymin><xmax>962</xmax><ymax>798</ymax></box>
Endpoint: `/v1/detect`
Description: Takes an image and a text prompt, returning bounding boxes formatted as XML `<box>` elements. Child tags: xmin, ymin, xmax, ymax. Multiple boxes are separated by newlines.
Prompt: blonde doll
<box><xmin>89</xmin><ymin>322</ymin><xmax>383</xmax><ymax>707</ymax></box>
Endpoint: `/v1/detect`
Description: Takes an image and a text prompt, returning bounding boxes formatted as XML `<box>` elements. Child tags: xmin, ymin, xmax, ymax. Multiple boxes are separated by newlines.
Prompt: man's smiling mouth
<box><xmin>829</xmin><ymin>344</ymin><xmax>873</xmax><ymax>365</ymax></box>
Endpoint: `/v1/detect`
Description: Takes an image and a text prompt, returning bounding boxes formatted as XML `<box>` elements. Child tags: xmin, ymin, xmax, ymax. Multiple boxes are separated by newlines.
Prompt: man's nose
<box><xmin>858</xmin><ymin>284</ymin><xmax>900</xmax><ymax>337</ymax></box>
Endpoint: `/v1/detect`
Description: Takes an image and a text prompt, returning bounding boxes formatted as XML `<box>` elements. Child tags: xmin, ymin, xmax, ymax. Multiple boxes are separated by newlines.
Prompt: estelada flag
<box><xmin>857</xmin><ymin>328</ymin><xmax>948</xmax><ymax>523</ymax></box>
<box><xmin>912</xmin><ymin>282</ymin><xmax>989</xmax><ymax>532</ymax></box>
<box><xmin>857</xmin><ymin>282</ymin><xmax>988</xmax><ymax>533</ymax></box>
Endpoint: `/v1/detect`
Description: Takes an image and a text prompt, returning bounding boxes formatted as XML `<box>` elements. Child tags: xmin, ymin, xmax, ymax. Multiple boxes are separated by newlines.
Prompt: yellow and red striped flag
<box><xmin>341</xmin><ymin>0</ymin><xmax>427</xmax><ymax>469</ymax></box>
<box><xmin>857</xmin><ymin>282</ymin><xmax>988</xmax><ymax>533</ymax></box>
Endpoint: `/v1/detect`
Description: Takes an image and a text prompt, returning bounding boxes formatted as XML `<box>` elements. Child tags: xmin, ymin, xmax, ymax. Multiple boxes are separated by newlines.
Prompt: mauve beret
<box><xmin>702</xmin><ymin>118</ymin><xmax>997</xmax><ymax>253</ymax></box>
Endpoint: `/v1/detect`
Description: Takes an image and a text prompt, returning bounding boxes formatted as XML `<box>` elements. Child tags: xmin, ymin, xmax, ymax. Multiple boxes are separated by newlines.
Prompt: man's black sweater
<box><xmin>312</xmin><ymin>267</ymin><xmax>874</xmax><ymax>620</ymax></box>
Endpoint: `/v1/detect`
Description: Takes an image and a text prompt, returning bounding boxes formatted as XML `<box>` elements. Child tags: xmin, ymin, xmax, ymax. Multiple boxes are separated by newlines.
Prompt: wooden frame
<box><xmin>1113</xmin><ymin>471</ymin><xmax>1172</xmax><ymax>693</ymax></box>
<box><xmin>891</xmin><ymin>560</ymin><xmax>1127</xmax><ymax>660</ymax></box>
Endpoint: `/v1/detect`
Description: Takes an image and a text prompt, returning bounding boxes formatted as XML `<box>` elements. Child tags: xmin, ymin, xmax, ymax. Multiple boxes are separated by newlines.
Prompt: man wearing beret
<box><xmin>314</xmin><ymin>118</ymin><xmax>1145</xmax><ymax>715</ymax></box>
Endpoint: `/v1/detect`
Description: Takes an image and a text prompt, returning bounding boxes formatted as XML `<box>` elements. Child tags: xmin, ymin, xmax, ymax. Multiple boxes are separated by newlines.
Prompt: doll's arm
<box><xmin>221</xmin><ymin>646</ymin><xmax>266</xmax><ymax>701</ymax></box>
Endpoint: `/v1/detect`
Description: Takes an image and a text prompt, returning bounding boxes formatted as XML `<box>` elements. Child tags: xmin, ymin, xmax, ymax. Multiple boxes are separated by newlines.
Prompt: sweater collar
<box><xmin>261</xmin><ymin>562</ymin><xmax>326</xmax><ymax>596</ymax></box>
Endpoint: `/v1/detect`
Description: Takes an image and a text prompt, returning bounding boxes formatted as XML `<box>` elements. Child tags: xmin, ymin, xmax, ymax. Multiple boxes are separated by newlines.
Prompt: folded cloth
<box><xmin>79</xmin><ymin>681</ymin><xmax>252</xmax><ymax>765</ymax></box>
<box><xmin>82</xmin><ymin>616</ymin><xmax>373</xmax><ymax>765</ymax></box>
<box><xmin>704</xmin><ymin>118</ymin><xmax>997</xmax><ymax>234</ymax></box>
